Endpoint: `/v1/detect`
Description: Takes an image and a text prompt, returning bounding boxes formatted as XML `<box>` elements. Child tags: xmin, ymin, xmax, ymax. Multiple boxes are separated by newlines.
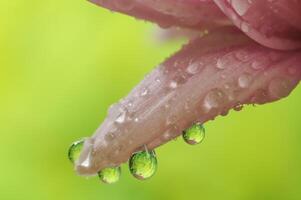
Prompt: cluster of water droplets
<box><xmin>68</xmin><ymin>122</ymin><xmax>207</xmax><ymax>184</ymax></box>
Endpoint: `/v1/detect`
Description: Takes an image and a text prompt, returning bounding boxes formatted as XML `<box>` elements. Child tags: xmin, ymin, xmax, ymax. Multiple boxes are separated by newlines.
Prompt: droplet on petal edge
<box><xmin>129</xmin><ymin>150</ymin><xmax>158</xmax><ymax>180</ymax></box>
<box><xmin>98</xmin><ymin>167</ymin><xmax>121</xmax><ymax>184</ymax></box>
<box><xmin>68</xmin><ymin>139</ymin><xmax>85</xmax><ymax>164</ymax></box>
<box><xmin>182</xmin><ymin>123</ymin><xmax>205</xmax><ymax>145</ymax></box>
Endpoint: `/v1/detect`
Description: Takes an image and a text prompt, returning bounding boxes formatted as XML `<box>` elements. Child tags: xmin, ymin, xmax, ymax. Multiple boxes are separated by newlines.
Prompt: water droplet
<box><xmin>169</xmin><ymin>81</ymin><xmax>178</xmax><ymax>89</ymax></box>
<box><xmin>241</xmin><ymin>22</ymin><xmax>250</xmax><ymax>33</ymax></box>
<box><xmin>186</xmin><ymin>62</ymin><xmax>200</xmax><ymax>74</ymax></box>
<box><xmin>235</xmin><ymin>50</ymin><xmax>249</xmax><ymax>62</ymax></box>
<box><xmin>268</xmin><ymin>78</ymin><xmax>291</xmax><ymax>99</ymax></box>
<box><xmin>204</xmin><ymin>89</ymin><xmax>226</xmax><ymax>111</ymax></box>
<box><xmin>113</xmin><ymin>0</ymin><xmax>134</xmax><ymax>11</ymax></box>
<box><xmin>182</xmin><ymin>123</ymin><xmax>205</xmax><ymax>145</ymax></box>
<box><xmin>129</xmin><ymin>150</ymin><xmax>157</xmax><ymax>180</ymax></box>
<box><xmin>140</xmin><ymin>88</ymin><xmax>149</xmax><ymax>96</ymax></box>
<box><xmin>98</xmin><ymin>167</ymin><xmax>121</xmax><ymax>184</ymax></box>
<box><xmin>115</xmin><ymin>111</ymin><xmax>126</xmax><ymax>123</ymax></box>
<box><xmin>216</xmin><ymin>59</ymin><xmax>226</xmax><ymax>70</ymax></box>
<box><xmin>251</xmin><ymin>60</ymin><xmax>265</xmax><ymax>70</ymax></box>
<box><xmin>231</xmin><ymin>0</ymin><xmax>250</xmax><ymax>16</ymax></box>
<box><xmin>238</xmin><ymin>73</ymin><xmax>252</xmax><ymax>88</ymax></box>
<box><xmin>233</xmin><ymin>102</ymin><xmax>243</xmax><ymax>111</ymax></box>
<box><xmin>68</xmin><ymin>139</ymin><xmax>84</xmax><ymax>164</ymax></box>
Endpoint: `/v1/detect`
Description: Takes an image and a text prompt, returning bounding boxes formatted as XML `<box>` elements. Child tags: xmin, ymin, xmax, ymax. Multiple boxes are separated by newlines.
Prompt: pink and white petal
<box><xmin>89</xmin><ymin>0</ymin><xmax>229</xmax><ymax>29</ymax></box>
<box><xmin>75</xmin><ymin>27</ymin><xmax>301</xmax><ymax>176</ymax></box>
<box><xmin>213</xmin><ymin>0</ymin><xmax>301</xmax><ymax>50</ymax></box>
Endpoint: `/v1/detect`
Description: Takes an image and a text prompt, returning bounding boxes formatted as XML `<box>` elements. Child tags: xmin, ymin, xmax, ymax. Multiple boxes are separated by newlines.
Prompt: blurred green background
<box><xmin>1</xmin><ymin>1</ymin><xmax>301</xmax><ymax>200</ymax></box>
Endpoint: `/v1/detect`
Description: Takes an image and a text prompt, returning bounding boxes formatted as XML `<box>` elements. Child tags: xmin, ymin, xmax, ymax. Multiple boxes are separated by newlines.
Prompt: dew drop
<box><xmin>169</xmin><ymin>81</ymin><xmax>178</xmax><ymax>89</ymax></box>
<box><xmin>113</xmin><ymin>0</ymin><xmax>134</xmax><ymax>11</ymax></box>
<box><xmin>186</xmin><ymin>62</ymin><xmax>200</xmax><ymax>74</ymax></box>
<box><xmin>268</xmin><ymin>78</ymin><xmax>292</xmax><ymax>99</ymax></box>
<box><xmin>238</xmin><ymin>73</ymin><xmax>252</xmax><ymax>88</ymax></box>
<box><xmin>216</xmin><ymin>59</ymin><xmax>226</xmax><ymax>70</ymax></box>
<box><xmin>233</xmin><ymin>102</ymin><xmax>244</xmax><ymax>111</ymax></box>
<box><xmin>129</xmin><ymin>150</ymin><xmax>157</xmax><ymax>180</ymax></box>
<box><xmin>68</xmin><ymin>139</ymin><xmax>84</xmax><ymax>164</ymax></box>
<box><xmin>140</xmin><ymin>88</ymin><xmax>149</xmax><ymax>96</ymax></box>
<box><xmin>241</xmin><ymin>22</ymin><xmax>250</xmax><ymax>33</ymax></box>
<box><xmin>182</xmin><ymin>123</ymin><xmax>205</xmax><ymax>145</ymax></box>
<box><xmin>235</xmin><ymin>50</ymin><xmax>249</xmax><ymax>62</ymax></box>
<box><xmin>115</xmin><ymin>111</ymin><xmax>126</xmax><ymax>123</ymax></box>
<box><xmin>204</xmin><ymin>89</ymin><xmax>226</xmax><ymax>111</ymax></box>
<box><xmin>251</xmin><ymin>60</ymin><xmax>265</xmax><ymax>70</ymax></box>
<box><xmin>98</xmin><ymin>166</ymin><xmax>121</xmax><ymax>184</ymax></box>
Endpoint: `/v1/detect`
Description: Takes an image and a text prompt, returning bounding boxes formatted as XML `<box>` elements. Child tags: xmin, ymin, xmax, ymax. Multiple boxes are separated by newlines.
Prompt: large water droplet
<box><xmin>68</xmin><ymin>139</ymin><xmax>84</xmax><ymax>164</ymax></box>
<box><xmin>129</xmin><ymin>150</ymin><xmax>157</xmax><ymax>180</ymax></box>
<box><xmin>98</xmin><ymin>167</ymin><xmax>121</xmax><ymax>184</ymax></box>
<box><xmin>268</xmin><ymin>78</ymin><xmax>291</xmax><ymax>99</ymax></box>
<box><xmin>182</xmin><ymin>123</ymin><xmax>205</xmax><ymax>145</ymax></box>
<box><xmin>204</xmin><ymin>89</ymin><xmax>226</xmax><ymax>111</ymax></box>
<box><xmin>238</xmin><ymin>73</ymin><xmax>252</xmax><ymax>88</ymax></box>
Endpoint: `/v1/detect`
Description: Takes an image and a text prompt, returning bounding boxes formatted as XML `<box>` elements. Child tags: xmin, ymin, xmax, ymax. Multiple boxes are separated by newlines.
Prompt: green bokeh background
<box><xmin>1</xmin><ymin>1</ymin><xmax>301</xmax><ymax>200</ymax></box>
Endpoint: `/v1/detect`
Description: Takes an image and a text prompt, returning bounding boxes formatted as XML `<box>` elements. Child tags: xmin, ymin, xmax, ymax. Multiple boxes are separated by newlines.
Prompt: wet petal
<box><xmin>75</xmin><ymin>28</ymin><xmax>301</xmax><ymax>175</ymax></box>
<box><xmin>213</xmin><ymin>0</ymin><xmax>301</xmax><ymax>50</ymax></box>
<box><xmin>89</xmin><ymin>0</ymin><xmax>228</xmax><ymax>29</ymax></box>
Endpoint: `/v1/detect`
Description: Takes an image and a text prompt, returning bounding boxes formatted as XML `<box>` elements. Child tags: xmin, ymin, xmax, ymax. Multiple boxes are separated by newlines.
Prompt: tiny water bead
<box><xmin>98</xmin><ymin>167</ymin><xmax>121</xmax><ymax>184</ymax></box>
<box><xmin>68</xmin><ymin>139</ymin><xmax>84</xmax><ymax>164</ymax></box>
<box><xmin>129</xmin><ymin>150</ymin><xmax>158</xmax><ymax>180</ymax></box>
<box><xmin>182</xmin><ymin>123</ymin><xmax>205</xmax><ymax>145</ymax></box>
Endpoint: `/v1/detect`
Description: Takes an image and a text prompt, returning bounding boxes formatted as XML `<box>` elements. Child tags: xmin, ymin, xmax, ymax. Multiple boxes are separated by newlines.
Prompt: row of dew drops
<box><xmin>68</xmin><ymin>123</ymin><xmax>205</xmax><ymax>184</ymax></box>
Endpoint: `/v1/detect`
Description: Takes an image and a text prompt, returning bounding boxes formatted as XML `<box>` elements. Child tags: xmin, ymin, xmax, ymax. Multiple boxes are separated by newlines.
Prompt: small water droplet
<box><xmin>241</xmin><ymin>22</ymin><xmax>250</xmax><ymax>32</ymax></box>
<box><xmin>68</xmin><ymin>139</ymin><xmax>84</xmax><ymax>164</ymax></box>
<box><xmin>235</xmin><ymin>50</ymin><xmax>249</xmax><ymax>62</ymax></box>
<box><xmin>182</xmin><ymin>123</ymin><xmax>205</xmax><ymax>145</ymax></box>
<box><xmin>113</xmin><ymin>0</ymin><xmax>134</xmax><ymax>11</ymax></box>
<box><xmin>238</xmin><ymin>73</ymin><xmax>252</xmax><ymax>88</ymax></box>
<box><xmin>115</xmin><ymin>111</ymin><xmax>126</xmax><ymax>123</ymax></box>
<box><xmin>129</xmin><ymin>150</ymin><xmax>157</xmax><ymax>180</ymax></box>
<box><xmin>169</xmin><ymin>81</ymin><xmax>178</xmax><ymax>89</ymax></box>
<box><xmin>233</xmin><ymin>102</ymin><xmax>244</xmax><ymax>111</ymax></box>
<box><xmin>98</xmin><ymin>167</ymin><xmax>121</xmax><ymax>184</ymax></box>
<box><xmin>141</xmin><ymin>88</ymin><xmax>149</xmax><ymax>96</ymax></box>
<box><xmin>251</xmin><ymin>60</ymin><xmax>265</xmax><ymax>70</ymax></box>
<box><xmin>216</xmin><ymin>59</ymin><xmax>226</xmax><ymax>70</ymax></box>
<box><xmin>186</xmin><ymin>62</ymin><xmax>200</xmax><ymax>74</ymax></box>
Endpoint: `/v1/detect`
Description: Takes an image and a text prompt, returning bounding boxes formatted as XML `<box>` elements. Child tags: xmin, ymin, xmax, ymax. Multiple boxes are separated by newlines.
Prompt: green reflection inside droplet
<box><xmin>129</xmin><ymin>150</ymin><xmax>157</xmax><ymax>180</ymax></box>
<box><xmin>68</xmin><ymin>139</ymin><xmax>84</xmax><ymax>164</ymax></box>
<box><xmin>98</xmin><ymin>167</ymin><xmax>121</xmax><ymax>184</ymax></box>
<box><xmin>182</xmin><ymin>123</ymin><xmax>205</xmax><ymax>145</ymax></box>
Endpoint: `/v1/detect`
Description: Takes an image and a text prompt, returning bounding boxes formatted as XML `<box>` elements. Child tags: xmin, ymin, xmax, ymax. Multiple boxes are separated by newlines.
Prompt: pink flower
<box><xmin>75</xmin><ymin>0</ymin><xmax>301</xmax><ymax>175</ymax></box>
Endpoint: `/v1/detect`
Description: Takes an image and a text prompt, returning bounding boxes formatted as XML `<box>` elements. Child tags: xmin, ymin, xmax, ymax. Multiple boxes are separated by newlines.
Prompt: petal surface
<box><xmin>89</xmin><ymin>0</ymin><xmax>228</xmax><ymax>29</ymax></box>
<box><xmin>213</xmin><ymin>0</ymin><xmax>301</xmax><ymax>50</ymax></box>
<box><xmin>75</xmin><ymin>28</ymin><xmax>301</xmax><ymax>175</ymax></box>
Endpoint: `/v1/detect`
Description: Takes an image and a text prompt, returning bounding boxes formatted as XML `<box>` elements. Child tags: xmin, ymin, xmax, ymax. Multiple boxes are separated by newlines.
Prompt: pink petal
<box><xmin>213</xmin><ymin>0</ymin><xmax>301</xmax><ymax>50</ymax></box>
<box><xmin>75</xmin><ymin>28</ymin><xmax>301</xmax><ymax>175</ymax></box>
<box><xmin>89</xmin><ymin>0</ymin><xmax>228</xmax><ymax>29</ymax></box>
